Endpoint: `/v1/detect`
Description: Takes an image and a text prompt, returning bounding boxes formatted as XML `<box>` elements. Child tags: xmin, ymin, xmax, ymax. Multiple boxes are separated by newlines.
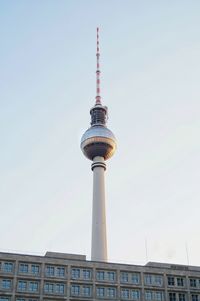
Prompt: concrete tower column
<box><xmin>91</xmin><ymin>156</ymin><xmax>107</xmax><ymax>261</ymax></box>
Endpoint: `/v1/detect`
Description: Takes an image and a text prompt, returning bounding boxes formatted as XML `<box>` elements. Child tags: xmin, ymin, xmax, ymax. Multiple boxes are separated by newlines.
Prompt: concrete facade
<box><xmin>0</xmin><ymin>251</ymin><xmax>200</xmax><ymax>301</ymax></box>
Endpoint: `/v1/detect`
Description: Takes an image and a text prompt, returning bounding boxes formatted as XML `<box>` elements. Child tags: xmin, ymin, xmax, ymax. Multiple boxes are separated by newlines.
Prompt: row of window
<box><xmin>0</xmin><ymin>299</ymin><xmax>38</xmax><ymax>301</ymax></box>
<box><xmin>124</xmin><ymin>291</ymin><xmax>198</xmax><ymax>301</ymax></box>
<box><xmin>45</xmin><ymin>266</ymin><xmax>65</xmax><ymax>277</ymax></box>
<box><xmin>0</xmin><ymin>262</ymin><xmax>92</xmax><ymax>280</ymax></box>
<box><xmin>44</xmin><ymin>283</ymin><xmax>64</xmax><ymax>294</ymax></box>
<box><xmin>0</xmin><ymin>298</ymin><xmax>51</xmax><ymax>301</ymax></box>
<box><xmin>168</xmin><ymin>292</ymin><xmax>200</xmax><ymax>301</ymax></box>
<box><xmin>18</xmin><ymin>264</ymin><xmax>40</xmax><ymax>275</ymax></box>
<box><xmin>18</xmin><ymin>281</ymin><xmax>39</xmax><ymax>292</ymax></box>
<box><xmin>0</xmin><ymin>262</ymin><xmax>39</xmax><ymax>275</ymax></box>
<box><xmin>71</xmin><ymin>269</ymin><xmax>140</xmax><ymax>283</ymax></box>
<box><xmin>120</xmin><ymin>272</ymin><xmax>140</xmax><ymax>284</ymax></box>
<box><xmin>0</xmin><ymin>281</ymin><xmax>137</xmax><ymax>298</ymax></box>
<box><xmin>121</xmin><ymin>273</ymin><xmax>162</xmax><ymax>286</ymax></box>
<box><xmin>0</xmin><ymin>293</ymin><xmax>199</xmax><ymax>301</ymax></box>
<box><xmin>0</xmin><ymin>262</ymin><xmax>142</xmax><ymax>284</ymax></box>
<box><xmin>0</xmin><ymin>279</ymin><xmax>39</xmax><ymax>292</ymax></box>
<box><xmin>145</xmin><ymin>291</ymin><xmax>164</xmax><ymax>301</ymax></box>
<box><xmin>96</xmin><ymin>270</ymin><xmax>116</xmax><ymax>281</ymax></box>
<box><xmin>0</xmin><ymin>262</ymin><xmax>65</xmax><ymax>278</ymax></box>
<box><xmin>71</xmin><ymin>285</ymin><xmax>92</xmax><ymax>297</ymax></box>
<box><xmin>121</xmin><ymin>288</ymin><xmax>140</xmax><ymax>300</ymax></box>
<box><xmin>167</xmin><ymin>276</ymin><xmax>200</xmax><ymax>289</ymax></box>
<box><xmin>70</xmin><ymin>285</ymin><xmax>140</xmax><ymax>299</ymax></box>
<box><xmin>1</xmin><ymin>261</ymin><xmax>200</xmax><ymax>289</ymax></box>
<box><xmin>169</xmin><ymin>292</ymin><xmax>186</xmax><ymax>301</ymax></box>
<box><xmin>16</xmin><ymin>299</ymin><xmax>37</xmax><ymax>301</ymax></box>
<box><xmin>1</xmin><ymin>277</ymin><xmax>200</xmax><ymax>294</ymax></box>
<box><xmin>144</xmin><ymin>275</ymin><xmax>163</xmax><ymax>286</ymax></box>
<box><xmin>168</xmin><ymin>276</ymin><xmax>185</xmax><ymax>287</ymax></box>
<box><xmin>71</xmin><ymin>268</ymin><xmax>92</xmax><ymax>280</ymax></box>
<box><xmin>121</xmin><ymin>289</ymin><xmax>164</xmax><ymax>300</ymax></box>
<box><xmin>0</xmin><ymin>280</ymin><xmax>39</xmax><ymax>292</ymax></box>
<box><xmin>0</xmin><ymin>280</ymin><xmax>64</xmax><ymax>294</ymax></box>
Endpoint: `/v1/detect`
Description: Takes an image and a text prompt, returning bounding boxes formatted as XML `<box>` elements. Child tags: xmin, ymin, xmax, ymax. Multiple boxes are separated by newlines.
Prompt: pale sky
<box><xmin>0</xmin><ymin>1</ymin><xmax>200</xmax><ymax>266</ymax></box>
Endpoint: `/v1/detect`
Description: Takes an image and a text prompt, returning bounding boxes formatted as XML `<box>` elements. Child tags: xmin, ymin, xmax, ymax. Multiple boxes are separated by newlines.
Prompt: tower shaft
<box><xmin>91</xmin><ymin>156</ymin><xmax>107</xmax><ymax>261</ymax></box>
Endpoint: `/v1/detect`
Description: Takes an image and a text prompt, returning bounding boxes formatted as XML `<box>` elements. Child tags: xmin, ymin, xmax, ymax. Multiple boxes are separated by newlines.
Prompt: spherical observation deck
<box><xmin>81</xmin><ymin>125</ymin><xmax>117</xmax><ymax>161</ymax></box>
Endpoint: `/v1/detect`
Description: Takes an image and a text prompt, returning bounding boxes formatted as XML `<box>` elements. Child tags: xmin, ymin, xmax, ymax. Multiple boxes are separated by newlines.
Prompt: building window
<box><xmin>97</xmin><ymin>271</ymin><xmax>105</xmax><ymax>281</ymax></box>
<box><xmin>83</xmin><ymin>269</ymin><xmax>92</xmax><ymax>280</ymax></box>
<box><xmin>169</xmin><ymin>292</ymin><xmax>176</xmax><ymax>301</ymax></box>
<box><xmin>107</xmin><ymin>271</ymin><xmax>115</xmax><ymax>281</ymax></box>
<box><xmin>56</xmin><ymin>267</ymin><xmax>65</xmax><ymax>277</ymax></box>
<box><xmin>83</xmin><ymin>286</ymin><xmax>91</xmax><ymax>297</ymax></box>
<box><xmin>121</xmin><ymin>289</ymin><xmax>129</xmax><ymax>299</ymax></box>
<box><xmin>44</xmin><ymin>283</ymin><xmax>54</xmax><ymax>293</ymax></box>
<box><xmin>29</xmin><ymin>281</ymin><xmax>39</xmax><ymax>292</ymax></box>
<box><xmin>2</xmin><ymin>279</ymin><xmax>11</xmax><ymax>290</ymax></box>
<box><xmin>46</xmin><ymin>266</ymin><xmax>55</xmax><ymax>277</ymax></box>
<box><xmin>71</xmin><ymin>268</ymin><xmax>80</xmax><ymax>279</ymax></box>
<box><xmin>71</xmin><ymin>285</ymin><xmax>80</xmax><ymax>296</ymax></box>
<box><xmin>19</xmin><ymin>263</ymin><xmax>29</xmax><ymax>273</ymax></box>
<box><xmin>16</xmin><ymin>299</ymin><xmax>25</xmax><ymax>301</ymax></box>
<box><xmin>155</xmin><ymin>292</ymin><xmax>164</xmax><ymax>301</ymax></box>
<box><xmin>131</xmin><ymin>290</ymin><xmax>140</xmax><ymax>300</ymax></box>
<box><xmin>154</xmin><ymin>275</ymin><xmax>163</xmax><ymax>286</ymax></box>
<box><xmin>179</xmin><ymin>294</ymin><xmax>185</xmax><ymax>301</ymax></box>
<box><xmin>3</xmin><ymin>262</ymin><xmax>13</xmax><ymax>273</ymax></box>
<box><xmin>168</xmin><ymin>276</ymin><xmax>175</xmax><ymax>286</ymax></box>
<box><xmin>18</xmin><ymin>280</ymin><xmax>27</xmax><ymax>291</ymax></box>
<box><xmin>107</xmin><ymin>287</ymin><xmax>116</xmax><ymax>298</ymax></box>
<box><xmin>31</xmin><ymin>265</ymin><xmax>40</xmax><ymax>275</ymax></box>
<box><xmin>97</xmin><ymin>287</ymin><xmax>105</xmax><ymax>298</ymax></box>
<box><xmin>121</xmin><ymin>272</ymin><xmax>129</xmax><ymax>283</ymax></box>
<box><xmin>0</xmin><ymin>298</ymin><xmax>10</xmax><ymax>301</ymax></box>
<box><xmin>177</xmin><ymin>278</ymin><xmax>184</xmax><ymax>287</ymax></box>
<box><xmin>145</xmin><ymin>291</ymin><xmax>153</xmax><ymax>300</ymax></box>
<box><xmin>190</xmin><ymin>279</ymin><xmax>197</xmax><ymax>287</ymax></box>
<box><xmin>132</xmin><ymin>273</ymin><xmax>140</xmax><ymax>284</ymax></box>
<box><xmin>145</xmin><ymin>275</ymin><xmax>163</xmax><ymax>286</ymax></box>
<box><xmin>55</xmin><ymin>283</ymin><xmax>64</xmax><ymax>294</ymax></box>
<box><xmin>145</xmin><ymin>275</ymin><xmax>153</xmax><ymax>285</ymax></box>
<box><xmin>192</xmin><ymin>295</ymin><xmax>198</xmax><ymax>301</ymax></box>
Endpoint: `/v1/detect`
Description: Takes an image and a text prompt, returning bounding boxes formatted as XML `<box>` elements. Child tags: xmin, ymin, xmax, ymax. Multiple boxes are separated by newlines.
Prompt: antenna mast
<box><xmin>96</xmin><ymin>27</ymin><xmax>101</xmax><ymax>105</ymax></box>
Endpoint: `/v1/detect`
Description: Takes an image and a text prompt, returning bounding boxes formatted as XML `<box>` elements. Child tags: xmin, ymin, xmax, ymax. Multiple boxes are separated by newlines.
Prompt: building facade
<box><xmin>0</xmin><ymin>251</ymin><xmax>200</xmax><ymax>301</ymax></box>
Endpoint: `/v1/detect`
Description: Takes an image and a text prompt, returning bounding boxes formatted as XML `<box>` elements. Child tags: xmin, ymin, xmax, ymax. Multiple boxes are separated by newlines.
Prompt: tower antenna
<box><xmin>185</xmin><ymin>242</ymin><xmax>190</xmax><ymax>266</ymax></box>
<box><xmin>96</xmin><ymin>27</ymin><xmax>101</xmax><ymax>105</ymax></box>
<box><xmin>145</xmin><ymin>238</ymin><xmax>149</xmax><ymax>263</ymax></box>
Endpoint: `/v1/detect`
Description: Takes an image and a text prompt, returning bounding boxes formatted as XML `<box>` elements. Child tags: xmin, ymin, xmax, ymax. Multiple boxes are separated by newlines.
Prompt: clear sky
<box><xmin>0</xmin><ymin>0</ymin><xmax>200</xmax><ymax>266</ymax></box>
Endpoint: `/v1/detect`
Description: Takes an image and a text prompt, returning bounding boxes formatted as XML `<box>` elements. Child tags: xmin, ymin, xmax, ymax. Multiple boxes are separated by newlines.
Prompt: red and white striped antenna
<box><xmin>95</xmin><ymin>27</ymin><xmax>101</xmax><ymax>105</ymax></box>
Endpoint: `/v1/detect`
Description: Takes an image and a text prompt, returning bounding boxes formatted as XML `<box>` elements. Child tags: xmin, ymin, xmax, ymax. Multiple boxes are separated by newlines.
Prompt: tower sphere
<box><xmin>81</xmin><ymin>124</ymin><xmax>116</xmax><ymax>161</ymax></box>
<box><xmin>81</xmin><ymin>27</ymin><xmax>117</xmax><ymax>162</ymax></box>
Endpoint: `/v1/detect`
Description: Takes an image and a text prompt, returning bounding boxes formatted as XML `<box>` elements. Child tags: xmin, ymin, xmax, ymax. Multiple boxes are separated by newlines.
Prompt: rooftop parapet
<box><xmin>45</xmin><ymin>251</ymin><xmax>86</xmax><ymax>261</ymax></box>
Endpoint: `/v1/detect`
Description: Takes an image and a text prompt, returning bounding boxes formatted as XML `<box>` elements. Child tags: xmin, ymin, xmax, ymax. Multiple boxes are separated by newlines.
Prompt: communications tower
<box><xmin>81</xmin><ymin>28</ymin><xmax>117</xmax><ymax>262</ymax></box>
